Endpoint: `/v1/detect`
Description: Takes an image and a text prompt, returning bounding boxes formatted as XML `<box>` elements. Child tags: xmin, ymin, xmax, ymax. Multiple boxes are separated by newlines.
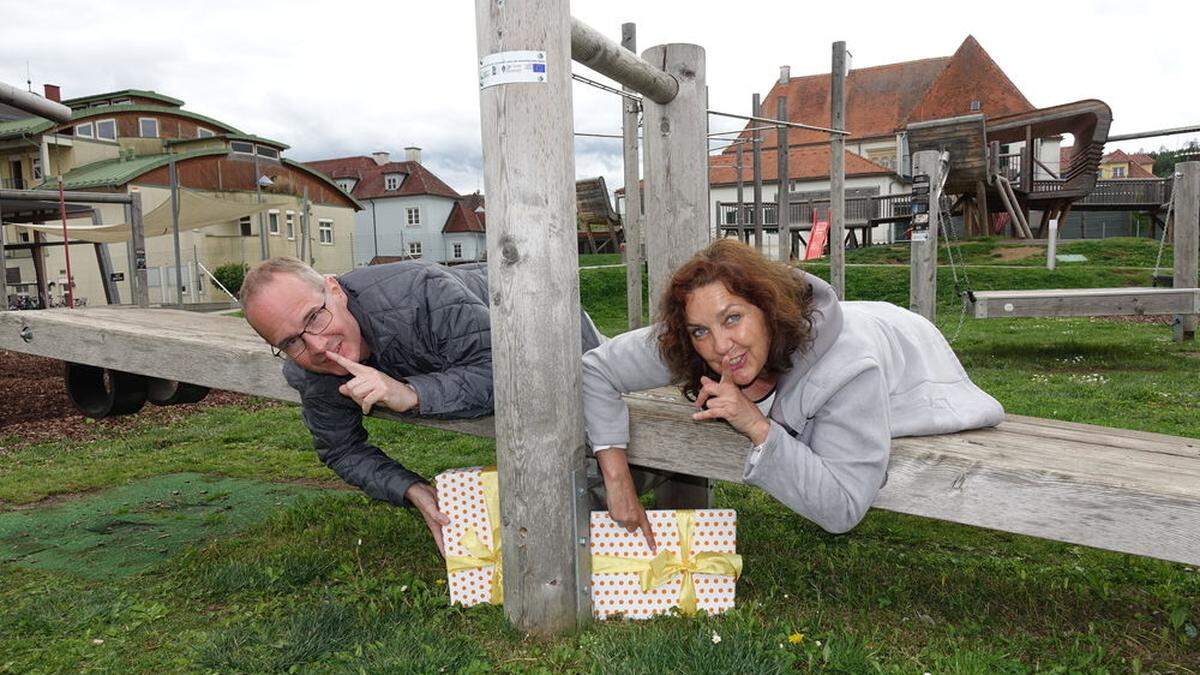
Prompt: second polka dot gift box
<box><xmin>590</xmin><ymin>509</ymin><xmax>742</xmax><ymax>620</ymax></box>
<box><xmin>436</xmin><ymin>466</ymin><xmax>502</xmax><ymax>607</ymax></box>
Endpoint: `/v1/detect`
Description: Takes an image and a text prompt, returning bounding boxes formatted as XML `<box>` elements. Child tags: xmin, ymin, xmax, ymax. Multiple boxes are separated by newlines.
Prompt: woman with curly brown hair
<box><xmin>583</xmin><ymin>238</ymin><xmax>1003</xmax><ymax>545</ymax></box>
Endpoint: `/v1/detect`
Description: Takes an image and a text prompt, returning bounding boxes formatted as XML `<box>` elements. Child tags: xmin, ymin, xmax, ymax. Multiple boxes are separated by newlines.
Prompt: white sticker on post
<box><xmin>911</xmin><ymin>231</ymin><xmax>928</xmax><ymax>242</ymax></box>
<box><xmin>480</xmin><ymin>51</ymin><xmax>547</xmax><ymax>89</ymax></box>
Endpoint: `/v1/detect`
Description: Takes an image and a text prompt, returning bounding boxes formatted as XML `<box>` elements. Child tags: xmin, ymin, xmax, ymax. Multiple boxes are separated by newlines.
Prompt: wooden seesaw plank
<box><xmin>1</xmin><ymin>307</ymin><xmax>1198</xmax><ymax>566</ymax></box>
<box><xmin>966</xmin><ymin>287</ymin><xmax>1200</xmax><ymax>319</ymax></box>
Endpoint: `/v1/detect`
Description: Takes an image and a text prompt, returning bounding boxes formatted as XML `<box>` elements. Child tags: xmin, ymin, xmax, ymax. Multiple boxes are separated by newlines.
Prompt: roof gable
<box><xmin>443</xmin><ymin>200</ymin><xmax>486</xmax><ymax>233</ymax></box>
<box><xmin>904</xmin><ymin>36</ymin><xmax>1034</xmax><ymax>125</ymax></box>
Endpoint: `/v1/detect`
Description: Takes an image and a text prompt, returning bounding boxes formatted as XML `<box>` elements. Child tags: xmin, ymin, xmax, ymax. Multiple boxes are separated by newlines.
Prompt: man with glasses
<box><xmin>241</xmin><ymin>256</ymin><xmax>603</xmax><ymax>555</ymax></box>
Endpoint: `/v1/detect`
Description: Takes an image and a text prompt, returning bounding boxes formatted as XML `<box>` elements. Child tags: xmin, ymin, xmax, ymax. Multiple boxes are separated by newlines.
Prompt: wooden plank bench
<box><xmin>966</xmin><ymin>287</ymin><xmax>1200</xmax><ymax>319</ymax></box>
<box><xmin>2</xmin><ymin>307</ymin><xmax>1198</xmax><ymax>566</ymax></box>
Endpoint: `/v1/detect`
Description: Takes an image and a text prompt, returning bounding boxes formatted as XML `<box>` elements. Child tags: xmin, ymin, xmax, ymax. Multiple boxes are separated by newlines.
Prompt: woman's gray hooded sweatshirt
<box><xmin>581</xmin><ymin>272</ymin><xmax>1005</xmax><ymax>533</ymax></box>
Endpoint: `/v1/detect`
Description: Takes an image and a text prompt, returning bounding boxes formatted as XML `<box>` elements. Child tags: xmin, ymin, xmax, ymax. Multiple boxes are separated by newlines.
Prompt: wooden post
<box><xmin>622</xmin><ymin>24</ymin><xmax>643</xmax><ymax>329</ymax></box>
<box><xmin>169</xmin><ymin>157</ymin><xmax>184</xmax><ymax>306</ymax></box>
<box><xmin>830</xmin><ymin>41</ymin><xmax>847</xmax><ymax>299</ymax></box>
<box><xmin>0</xmin><ymin>198</ymin><xmax>7</xmax><ymax>305</ymax></box>
<box><xmin>910</xmin><ymin>150</ymin><xmax>942</xmax><ymax>321</ymax></box>
<box><xmin>475</xmin><ymin>0</ymin><xmax>588</xmax><ymax>634</ymax></box>
<box><xmin>642</xmin><ymin>42</ymin><xmax>712</xmax><ymax>509</ymax></box>
<box><xmin>130</xmin><ymin>191</ymin><xmax>149</xmax><ymax>308</ymax></box>
<box><xmin>775</xmin><ymin>95</ymin><xmax>791</xmax><ymax>262</ymax></box>
<box><xmin>735</xmin><ymin>142</ymin><xmax>745</xmax><ymax>242</ymax></box>
<box><xmin>975</xmin><ymin>180</ymin><xmax>990</xmax><ymax>237</ymax></box>
<box><xmin>751</xmin><ymin>93</ymin><xmax>763</xmax><ymax>251</ymax></box>
<box><xmin>1174</xmin><ymin>161</ymin><xmax>1199</xmax><ymax>341</ymax></box>
<box><xmin>31</xmin><ymin>231</ymin><xmax>49</xmax><ymax>309</ymax></box>
<box><xmin>91</xmin><ymin>210</ymin><xmax>120</xmax><ymax>305</ymax></box>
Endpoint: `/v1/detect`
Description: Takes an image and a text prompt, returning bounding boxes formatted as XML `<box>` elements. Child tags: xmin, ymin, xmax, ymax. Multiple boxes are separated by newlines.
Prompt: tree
<box><xmin>1151</xmin><ymin>142</ymin><xmax>1200</xmax><ymax>177</ymax></box>
<box><xmin>212</xmin><ymin>263</ymin><xmax>248</xmax><ymax>298</ymax></box>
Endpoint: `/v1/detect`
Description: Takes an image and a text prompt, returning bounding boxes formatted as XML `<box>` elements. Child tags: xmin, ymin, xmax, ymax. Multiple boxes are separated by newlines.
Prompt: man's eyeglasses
<box><xmin>272</xmin><ymin>296</ymin><xmax>333</xmax><ymax>359</ymax></box>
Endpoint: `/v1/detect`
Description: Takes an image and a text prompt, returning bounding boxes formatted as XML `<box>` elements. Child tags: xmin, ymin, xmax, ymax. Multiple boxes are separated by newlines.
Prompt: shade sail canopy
<box><xmin>11</xmin><ymin>190</ymin><xmax>292</xmax><ymax>243</ymax></box>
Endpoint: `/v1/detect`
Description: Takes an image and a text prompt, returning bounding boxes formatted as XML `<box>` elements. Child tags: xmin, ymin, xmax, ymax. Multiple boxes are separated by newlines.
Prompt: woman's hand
<box><xmin>692</xmin><ymin>369</ymin><xmax>771</xmax><ymax>445</ymax></box>
<box><xmin>596</xmin><ymin>448</ymin><xmax>656</xmax><ymax>552</ymax></box>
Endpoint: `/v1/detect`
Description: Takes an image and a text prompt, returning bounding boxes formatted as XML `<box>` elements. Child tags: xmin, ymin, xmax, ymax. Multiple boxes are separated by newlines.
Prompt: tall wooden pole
<box><xmin>0</xmin><ymin>198</ymin><xmax>7</xmax><ymax>305</ymax></box>
<box><xmin>621</xmin><ymin>22</ymin><xmax>643</xmax><ymax>330</ymax></box>
<box><xmin>735</xmin><ymin>142</ymin><xmax>745</xmax><ymax>242</ymax></box>
<box><xmin>1174</xmin><ymin>161</ymin><xmax>1199</xmax><ymax>341</ymax></box>
<box><xmin>130</xmin><ymin>191</ymin><xmax>149</xmax><ymax>308</ymax></box>
<box><xmin>910</xmin><ymin>150</ymin><xmax>942</xmax><ymax>321</ymax></box>
<box><xmin>751</xmin><ymin>93</ymin><xmax>764</xmax><ymax>251</ymax></box>
<box><xmin>776</xmin><ymin>95</ymin><xmax>790</xmax><ymax>262</ymax></box>
<box><xmin>830</xmin><ymin>41</ymin><xmax>847</xmax><ymax>298</ymax></box>
<box><xmin>169</xmin><ymin>157</ymin><xmax>184</xmax><ymax>306</ymax></box>
<box><xmin>642</xmin><ymin>42</ymin><xmax>712</xmax><ymax>509</ymax></box>
<box><xmin>475</xmin><ymin>0</ymin><xmax>587</xmax><ymax>635</ymax></box>
<box><xmin>92</xmin><ymin>210</ymin><xmax>120</xmax><ymax>305</ymax></box>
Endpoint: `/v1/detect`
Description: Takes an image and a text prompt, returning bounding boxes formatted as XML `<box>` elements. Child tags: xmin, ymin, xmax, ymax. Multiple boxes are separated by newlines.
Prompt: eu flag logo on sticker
<box><xmin>532</xmin><ymin>64</ymin><xmax>546</xmax><ymax>73</ymax></box>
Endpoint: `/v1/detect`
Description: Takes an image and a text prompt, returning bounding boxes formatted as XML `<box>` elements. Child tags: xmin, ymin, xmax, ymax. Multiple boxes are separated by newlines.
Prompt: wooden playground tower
<box><xmin>0</xmin><ymin>0</ymin><xmax>1198</xmax><ymax>638</ymax></box>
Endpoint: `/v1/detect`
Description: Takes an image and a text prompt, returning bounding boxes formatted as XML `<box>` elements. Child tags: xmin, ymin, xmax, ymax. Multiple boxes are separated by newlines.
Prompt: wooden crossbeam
<box><xmin>966</xmin><ymin>287</ymin><xmax>1200</xmax><ymax>319</ymax></box>
<box><xmin>1</xmin><ymin>307</ymin><xmax>1198</xmax><ymax>566</ymax></box>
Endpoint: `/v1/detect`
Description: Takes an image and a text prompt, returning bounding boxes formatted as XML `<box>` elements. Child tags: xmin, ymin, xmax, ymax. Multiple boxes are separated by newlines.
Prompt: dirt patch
<box><xmin>994</xmin><ymin>245</ymin><xmax>1042</xmax><ymax>262</ymax></box>
<box><xmin>0</xmin><ymin>349</ymin><xmax>281</xmax><ymax>451</ymax></box>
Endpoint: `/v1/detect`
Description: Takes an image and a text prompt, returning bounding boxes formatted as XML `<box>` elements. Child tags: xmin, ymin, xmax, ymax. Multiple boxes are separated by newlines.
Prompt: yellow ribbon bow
<box><xmin>592</xmin><ymin>510</ymin><xmax>743</xmax><ymax>616</ymax></box>
<box><xmin>444</xmin><ymin>469</ymin><xmax>503</xmax><ymax>604</ymax></box>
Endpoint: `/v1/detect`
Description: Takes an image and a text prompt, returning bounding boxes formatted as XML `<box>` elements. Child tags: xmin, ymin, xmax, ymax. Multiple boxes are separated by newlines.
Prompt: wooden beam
<box><xmin>2</xmin><ymin>307</ymin><xmax>1199</xmax><ymax>566</ymax></box>
<box><xmin>91</xmin><ymin>209</ymin><xmax>119</xmax><ymax>305</ymax></box>
<box><xmin>642</xmin><ymin>42</ymin><xmax>713</xmax><ymax>510</ymax></box>
<box><xmin>1175</xmin><ymin>162</ymin><xmax>1199</xmax><ymax>341</ymax></box>
<box><xmin>476</xmin><ymin>0</ymin><xmax>587</xmax><ymax>635</ymax></box>
<box><xmin>967</xmin><ymin>287</ymin><xmax>1200</xmax><ymax>319</ymax></box>
<box><xmin>569</xmin><ymin>18</ymin><xmax>678</xmax><ymax>104</ymax></box>
<box><xmin>830</xmin><ymin>41</ymin><xmax>847</xmax><ymax>299</ymax></box>
<box><xmin>621</xmin><ymin>22</ymin><xmax>644</xmax><ymax>331</ymax></box>
<box><xmin>0</xmin><ymin>197</ymin><xmax>7</xmax><ymax>304</ymax></box>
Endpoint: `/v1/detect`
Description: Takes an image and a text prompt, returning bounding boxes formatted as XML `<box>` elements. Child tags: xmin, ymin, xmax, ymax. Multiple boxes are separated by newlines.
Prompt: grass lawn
<box><xmin>1</xmin><ymin>238</ymin><xmax>1197</xmax><ymax>673</ymax></box>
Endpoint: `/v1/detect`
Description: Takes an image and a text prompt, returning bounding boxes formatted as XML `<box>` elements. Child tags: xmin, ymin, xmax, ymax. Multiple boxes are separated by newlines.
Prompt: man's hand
<box><xmin>596</xmin><ymin>448</ymin><xmax>656</xmax><ymax>552</ymax></box>
<box><xmin>693</xmin><ymin>366</ymin><xmax>771</xmax><ymax>445</ymax></box>
<box><xmin>327</xmin><ymin>351</ymin><xmax>420</xmax><ymax>415</ymax></box>
<box><xmin>404</xmin><ymin>482</ymin><xmax>450</xmax><ymax>557</ymax></box>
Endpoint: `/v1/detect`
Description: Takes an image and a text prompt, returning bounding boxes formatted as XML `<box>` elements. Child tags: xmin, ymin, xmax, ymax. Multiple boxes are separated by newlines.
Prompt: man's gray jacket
<box><xmin>284</xmin><ymin>261</ymin><xmax>603</xmax><ymax>507</ymax></box>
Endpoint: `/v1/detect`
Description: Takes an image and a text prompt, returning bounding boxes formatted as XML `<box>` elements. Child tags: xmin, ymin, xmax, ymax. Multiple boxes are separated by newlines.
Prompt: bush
<box><xmin>213</xmin><ymin>263</ymin><xmax>249</xmax><ymax>298</ymax></box>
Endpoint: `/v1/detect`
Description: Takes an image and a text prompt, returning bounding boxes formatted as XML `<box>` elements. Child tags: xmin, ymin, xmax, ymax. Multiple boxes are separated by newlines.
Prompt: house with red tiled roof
<box><xmin>1096</xmin><ymin>149</ymin><xmax>1156</xmax><ymax>179</ymax></box>
<box><xmin>708</xmin><ymin>36</ymin><xmax>1051</xmax><ymax>244</ymax></box>
<box><xmin>305</xmin><ymin>148</ymin><xmax>484</xmax><ymax>265</ymax></box>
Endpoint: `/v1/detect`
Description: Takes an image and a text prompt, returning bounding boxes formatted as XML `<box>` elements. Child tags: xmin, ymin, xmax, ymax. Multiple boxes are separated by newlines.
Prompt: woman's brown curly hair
<box><xmin>656</xmin><ymin>238</ymin><xmax>815</xmax><ymax>400</ymax></box>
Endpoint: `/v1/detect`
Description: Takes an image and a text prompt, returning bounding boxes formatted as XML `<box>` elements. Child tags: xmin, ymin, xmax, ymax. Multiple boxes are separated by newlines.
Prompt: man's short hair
<box><xmin>240</xmin><ymin>256</ymin><xmax>325</xmax><ymax>307</ymax></box>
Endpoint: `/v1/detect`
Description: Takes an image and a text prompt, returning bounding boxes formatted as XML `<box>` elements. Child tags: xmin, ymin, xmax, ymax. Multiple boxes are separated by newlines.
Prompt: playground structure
<box><xmin>0</xmin><ymin>2</ymin><xmax>1198</xmax><ymax>637</ymax></box>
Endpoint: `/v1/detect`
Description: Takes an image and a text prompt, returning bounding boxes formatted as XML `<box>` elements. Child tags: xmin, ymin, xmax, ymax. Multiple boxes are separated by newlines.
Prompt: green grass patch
<box><xmin>1</xmin><ymin>240</ymin><xmax>1198</xmax><ymax>671</ymax></box>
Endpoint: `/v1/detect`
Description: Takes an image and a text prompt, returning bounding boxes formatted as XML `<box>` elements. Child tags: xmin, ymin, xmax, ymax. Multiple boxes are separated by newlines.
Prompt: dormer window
<box><xmin>384</xmin><ymin>173</ymin><xmax>403</xmax><ymax>191</ymax></box>
<box><xmin>230</xmin><ymin>141</ymin><xmax>254</xmax><ymax>154</ymax></box>
<box><xmin>337</xmin><ymin>179</ymin><xmax>356</xmax><ymax>193</ymax></box>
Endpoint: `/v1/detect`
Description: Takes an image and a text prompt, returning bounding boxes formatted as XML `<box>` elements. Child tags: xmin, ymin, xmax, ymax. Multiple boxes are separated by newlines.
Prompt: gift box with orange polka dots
<box><xmin>590</xmin><ymin>509</ymin><xmax>739</xmax><ymax>620</ymax></box>
<box><xmin>436</xmin><ymin>466</ymin><xmax>500</xmax><ymax>607</ymax></box>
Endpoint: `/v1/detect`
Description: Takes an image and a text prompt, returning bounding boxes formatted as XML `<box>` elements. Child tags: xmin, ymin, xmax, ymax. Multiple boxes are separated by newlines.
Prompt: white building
<box><xmin>306</xmin><ymin>149</ymin><xmax>485</xmax><ymax>266</ymax></box>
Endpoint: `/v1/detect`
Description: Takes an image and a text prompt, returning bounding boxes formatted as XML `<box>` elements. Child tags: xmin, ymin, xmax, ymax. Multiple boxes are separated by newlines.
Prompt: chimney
<box><xmin>371</xmin><ymin>151</ymin><xmax>390</xmax><ymax>165</ymax></box>
<box><xmin>779</xmin><ymin>66</ymin><xmax>790</xmax><ymax>84</ymax></box>
<box><xmin>43</xmin><ymin>84</ymin><xmax>61</xmax><ymax>102</ymax></box>
<box><xmin>405</xmin><ymin>146</ymin><xmax>422</xmax><ymax>163</ymax></box>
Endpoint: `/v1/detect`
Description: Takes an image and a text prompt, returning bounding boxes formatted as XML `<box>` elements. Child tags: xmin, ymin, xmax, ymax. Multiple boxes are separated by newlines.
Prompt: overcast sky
<box><xmin>3</xmin><ymin>0</ymin><xmax>1196</xmax><ymax>194</ymax></box>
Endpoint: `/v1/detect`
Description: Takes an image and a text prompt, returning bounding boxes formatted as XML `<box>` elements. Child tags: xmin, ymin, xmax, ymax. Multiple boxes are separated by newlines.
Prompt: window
<box><xmin>337</xmin><ymin>179</ymin><xmax>355</xmax><ymax>193</ymax></box>
<box><xmin>32</xmin><ymin>157</ymin><xmax>43</xmax><ymax>182</ymax></box>
<box><xmin>75</xmin><ymin>122</ymin><xmax>94</xmax><ymax>138</ymax></box>
<box><xmin>408</xmin><ymin>241</ymin><xmax>423</xmax><ymax>258</ymax></box>
<box><xmin>267</xmin><ymin>210</ymin><xmax>280</xmax><ymax>235</ymax></box>
<box><xmin>385</xmin><ymin>174</ymin><xmax>402</xmax><ymax>191</ymax></box>
<box><xmin>197</xmin><ymin>127</ymin><xmax>214</xmax><ymax>138</ymax></box>
<box><xmin>406</xmin><ymin>207</ymin><xmax>421</xmax><ymax>226</ymax></box>
<box><xmin>138</xmin><ymin>118</ymin><xmax>159</xmax><ymax>138</ymax></box>
<box><xmin>453</xmin><ymin>242</ymin><xmax>463</xmax><ymax>259</ymax></box>
<box><xmin>230</xmin><ymin>141</ymin><xmax>254</xmax><ymax>154</ymax></box>
<box><xmin>93</xmin><ymin>119</ymin><xmax>117</xmax><ymax>141</ymax></box>
<box><xmin>256</xmin><ymin>145</ymin><xmax>279</xmax><ymax>159</ymax></box>
<box><xmin>285</xmin><ymin>211</ymin><xmax>295</xmax><ymax>240</ymax></box>
<box><xmin>1112</xmin><ymin>166</ymin><xmax>1127</xmax><ymax>178</ymax></box>
<box><xmin>318</xmin><ymin>219</ymin><xmax>333</xmax><ymax>244</ymax></box>
<box><xmin>969</xmin><ymin>99</ymin><xmax>981</xmax><ymax>112</ymax></box>
<box><xmin>239</xmin><ymin>216</ymin><xmax>253</xmax><ymax>237</ymax></box>
<box><xmin>112</xmin><ymin>98</ymin><xmax>131</xmax><ymax>106</ymax></box>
